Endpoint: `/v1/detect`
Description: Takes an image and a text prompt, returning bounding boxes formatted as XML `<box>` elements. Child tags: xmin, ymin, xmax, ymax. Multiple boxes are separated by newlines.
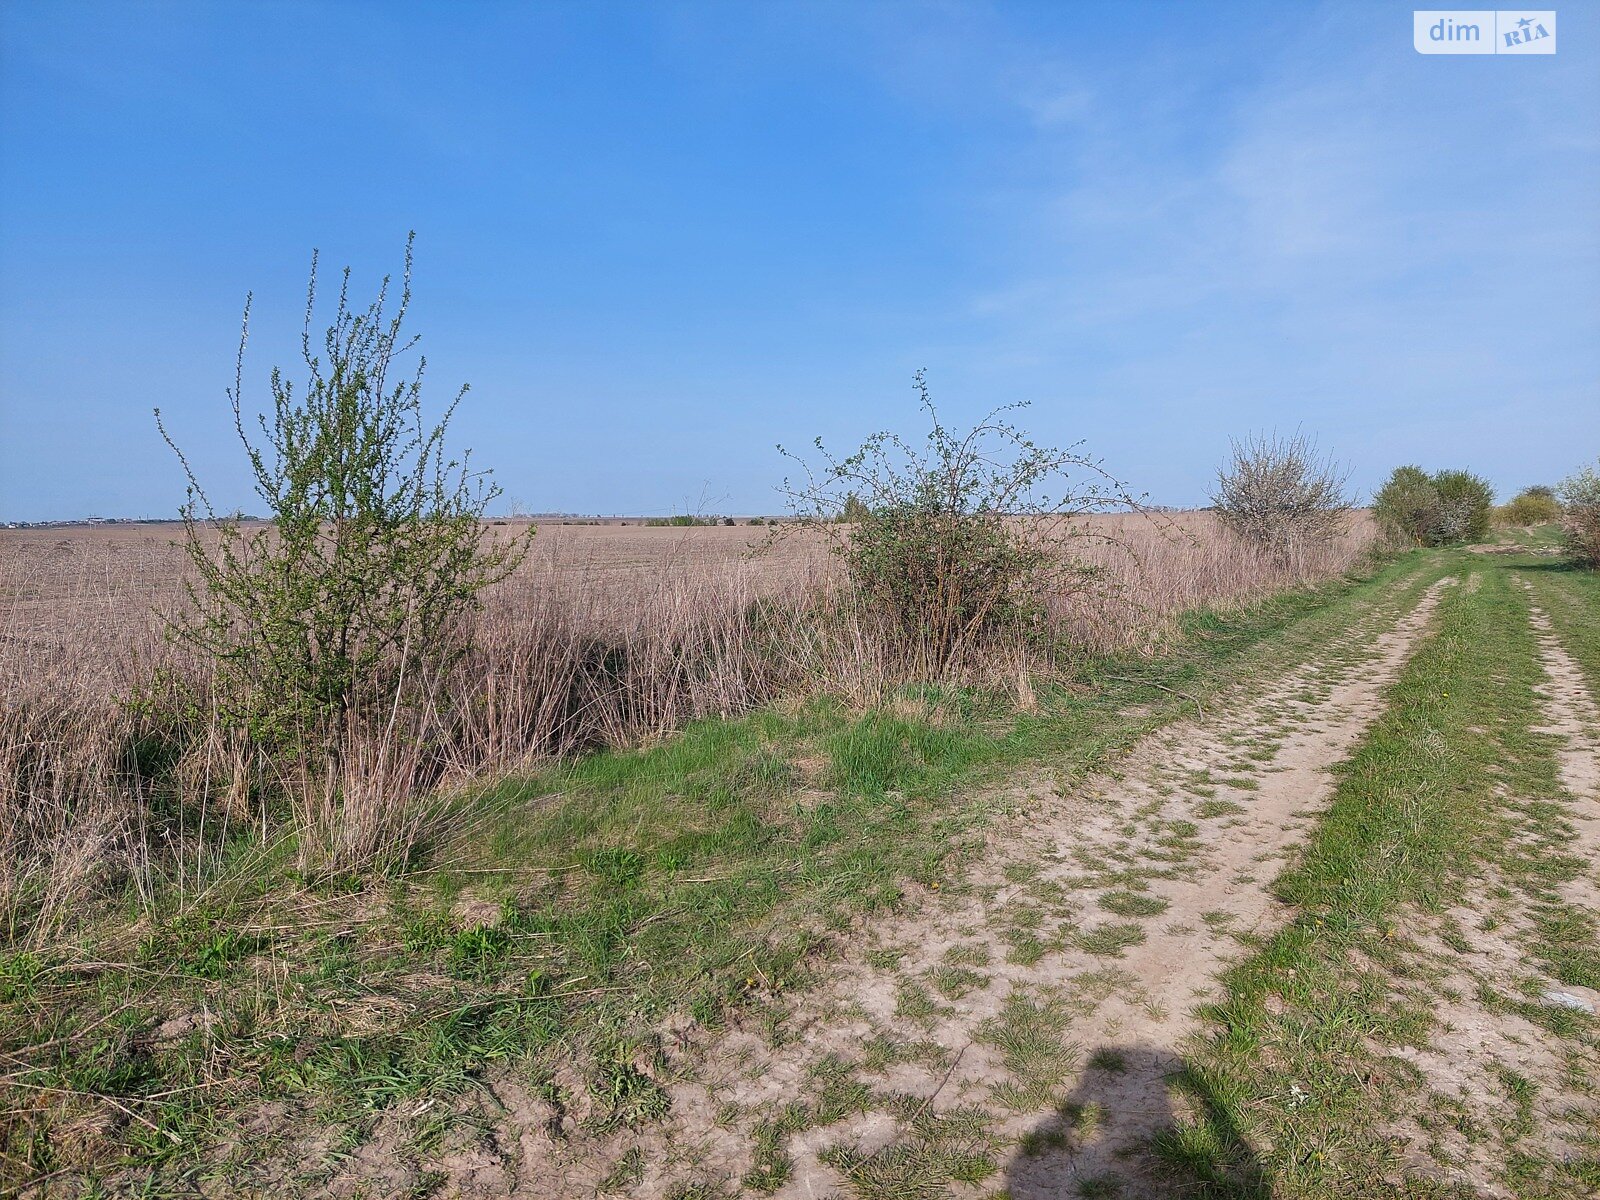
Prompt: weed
<box><xmin>600</xmin><ymin>1146</ymin><xmax>646</xmax><ymax>1192</ymax></box>
<box><xmin>1097</xmin><ymin>891</ymin><xmax>1169</xmax><ymax>918</ymax></box>
<box><xmin>589</xmin><ymin>1060</ymin><xmax>670</xmax><ymax>1132</ymax></box>
<box><xmin>447</xmin><ymin>925</ymin><xmax>512</xmax><ymax>978</ymax></box>
<box><xmin>928</xmin><ymin>965</ymin><xmax>986</xmax><ymax>1000</ymax></box>
<box><xmin>980</xmin><ymin>990</ymin><xmax>1077</xmax><ymax>1111</ymax></box>
<box><xmin>1074</xmin><ymin>923</ymin><xmax>1146</xmax><ymax>958</ymax></box>
<box><xmin>1087</xmin><ymin>1048</ymin><xmax>1128</xmax><ymax>1073</ymax></box>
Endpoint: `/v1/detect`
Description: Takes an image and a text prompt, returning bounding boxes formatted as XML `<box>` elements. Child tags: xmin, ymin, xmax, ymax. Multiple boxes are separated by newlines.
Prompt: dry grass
<box><xmin>1052</xmin><ymin>510</ymin><xmax>1375</xmax><ymax>652</ymax></box>
<box><xmin>0</xmin><ymin>511</ymin><xmax>1373</xmax><ymax>946</ymax></box>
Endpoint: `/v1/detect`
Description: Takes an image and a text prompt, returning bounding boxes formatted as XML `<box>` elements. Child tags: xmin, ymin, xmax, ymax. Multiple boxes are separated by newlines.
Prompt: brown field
<box><xmin>0</xmin><ymin>510</ymin><xmax>1372</xmax><ymax>655</ymax></box>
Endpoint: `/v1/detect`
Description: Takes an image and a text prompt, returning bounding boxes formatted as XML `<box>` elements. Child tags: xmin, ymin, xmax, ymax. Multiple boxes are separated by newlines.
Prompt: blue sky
<box><xmin>2</xmin><ymin>1</ymin><xmax>1596</xmax><ymax>521</ymax></box>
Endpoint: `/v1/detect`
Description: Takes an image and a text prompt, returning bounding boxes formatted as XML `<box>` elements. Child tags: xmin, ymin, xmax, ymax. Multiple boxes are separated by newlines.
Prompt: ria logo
<box><xmin>1413</xmin><ymin>10</ymin><xmax>1557</xmax><ymax>53</ymax></box>
<box><xmin>1501</xmin><ymin>13</ymin><xmax>1553</xmax><ymax>47</ymax></box>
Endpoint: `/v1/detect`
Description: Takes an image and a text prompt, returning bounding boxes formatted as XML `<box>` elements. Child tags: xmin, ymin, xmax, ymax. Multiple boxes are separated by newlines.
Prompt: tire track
<box><xmin>1528</xmin><ymin>601</ymin><xmax>1600</xmax><ymax>819</ymax></box>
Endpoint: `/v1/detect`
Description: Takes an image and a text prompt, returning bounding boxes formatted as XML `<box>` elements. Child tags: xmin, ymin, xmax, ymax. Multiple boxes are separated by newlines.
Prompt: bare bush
<box><xmin>1210</xmin><ymin>433</ymin><xmax>1351</xmax><ymax>559</ymax></box>
<box><xmin>1558</xmin><ymin>459</ymin><xmax>1600</xmax><ymax>566</ymax></box>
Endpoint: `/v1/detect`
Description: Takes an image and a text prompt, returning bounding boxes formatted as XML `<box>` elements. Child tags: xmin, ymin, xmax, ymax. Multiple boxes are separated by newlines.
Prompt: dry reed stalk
<box><xmin>0</xmin><ymin>511</ymin><xmax>1376</xmax><ymax>942</ymax></box>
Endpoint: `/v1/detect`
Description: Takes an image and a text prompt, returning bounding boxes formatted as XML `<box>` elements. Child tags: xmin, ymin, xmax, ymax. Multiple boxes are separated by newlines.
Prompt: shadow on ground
<box><xmin>1504</xmin><ymin>558</ymin><xmax>1586</xmax><ymax>574</ymax></box>
<box><xmin>1001</xmin><ymin>1045</ymin><xmax>1268</xmax><ymax>1199</ymax></box>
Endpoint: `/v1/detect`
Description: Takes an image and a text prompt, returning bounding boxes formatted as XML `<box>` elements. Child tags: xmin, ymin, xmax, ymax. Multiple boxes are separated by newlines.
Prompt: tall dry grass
<box><xmin>1051</xmin><ymin>510</ymin><xmax>1376</xmax><ymax>651</ymax></box>
<box><xmin>0</xmin><ymin>511</ymin><xmax>1374</xmax><ymax>944</ymax></box>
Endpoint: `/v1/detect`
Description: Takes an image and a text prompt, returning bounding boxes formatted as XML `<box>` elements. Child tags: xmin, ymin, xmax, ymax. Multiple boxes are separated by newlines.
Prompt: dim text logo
<box><xmin>1413</xmin><ymin>10</ymin><xmax>1556</xmax><ymax>53</ymax></box>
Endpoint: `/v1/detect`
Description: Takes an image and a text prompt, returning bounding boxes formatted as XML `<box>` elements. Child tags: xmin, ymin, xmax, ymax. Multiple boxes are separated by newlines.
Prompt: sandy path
<box><xmin>512</xmin><ymin>575</ymin><xmax>1452</xmax><ymax>1199</ymax></box>
<box><xmin>1528</xmin><ymin>602</ymin><xmax>1600</xmax><ymax>819</ymax></box>
<box><xmin>1526</xmin><ymin>597</ymin><xmax>1600</xmax><ymax>930</ymax></box>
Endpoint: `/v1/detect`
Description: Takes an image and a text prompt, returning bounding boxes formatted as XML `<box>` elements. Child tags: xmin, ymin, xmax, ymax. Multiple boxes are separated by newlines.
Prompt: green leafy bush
<box><xmin>780</xmin><ymin>371</ymin><xmax>1130</xmax><ymax>675</ymax></box>
<box><xmin>156</xmin><ymin>236</ymin><xmax>529</xmax><ymax>751</ymax></box>
<box><xmin>1372</xmin><ymin>466</ymin><xmax>1437</xmax><ymax>546</ymax></box>
<box><xmin>1495</xmin><ymin>486</ymin><xmax>1562</xmax><ymax>527</ymax></box>
<box><xmin>1372</xmin><ymin>466</ymin><xmax>1493</xmax><ymax>546</ymax></box>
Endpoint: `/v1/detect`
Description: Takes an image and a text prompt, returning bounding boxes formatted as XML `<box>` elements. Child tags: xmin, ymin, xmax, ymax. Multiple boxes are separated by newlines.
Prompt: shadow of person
<box><xmin>1001</xmin><ymin>1045</ymin><xmax>1268</xmax><ymax>1198</ymax></box>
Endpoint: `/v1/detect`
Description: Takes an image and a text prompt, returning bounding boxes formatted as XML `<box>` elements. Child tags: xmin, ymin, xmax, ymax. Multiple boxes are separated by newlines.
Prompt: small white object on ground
<box><xmin>1540</xmin><ymin>989</ymin><xmax>1596</xmax><ymax>1014</ymax></box>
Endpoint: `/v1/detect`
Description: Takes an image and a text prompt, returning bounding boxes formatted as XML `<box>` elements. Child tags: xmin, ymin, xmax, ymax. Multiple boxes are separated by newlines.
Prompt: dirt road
<box><xmin>489</xmin><ymin>575</ymin><xmax>1454</xmax><ymax>1198</ymax></box>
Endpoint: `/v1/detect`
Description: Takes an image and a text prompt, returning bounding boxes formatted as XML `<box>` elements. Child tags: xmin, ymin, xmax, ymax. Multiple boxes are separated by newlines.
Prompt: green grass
<box><xmin>0</xmin><ymin>550</ymin><xmax>1446</xmax><ymax>1192</ymax></box>
<box><xmin>1074</xmin><ymin>923</ymin><xmax>1147</xmax><ymax>957</ymax></box>
<box><xmin>928</xmin><ymin>964</ymin><xmax>987</xmax><ymax>1000</ymax></box>
<box><xmin>980</xmin><ymin>989</ymin><xmax>1078</xmax><ymax>1111</ymax></box>
<box><xmin>820</xmin><ymin>1103</ymin><xmax>999</xmax><ymax>1196</ymax></box>
<box><xmin>1086</xmin><ymin>1047</ymin><xmax>1129</xmax><ymax>1073</ymax></box>
<box><xmin>1097</xmin><ymin>890</ymin><xmax>1169</xmax><ymax>918</ymax></box>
